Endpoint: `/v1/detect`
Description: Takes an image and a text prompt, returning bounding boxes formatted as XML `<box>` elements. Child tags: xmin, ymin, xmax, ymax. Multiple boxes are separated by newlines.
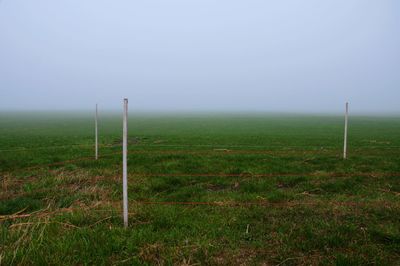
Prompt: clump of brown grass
<box><xmin>139</xmin><ymin>243</ymin><xmax>165</xmax><ymax>265</ymax></box>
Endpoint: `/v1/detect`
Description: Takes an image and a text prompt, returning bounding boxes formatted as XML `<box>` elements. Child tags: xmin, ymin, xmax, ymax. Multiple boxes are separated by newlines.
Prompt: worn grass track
<box><xmin>1</xmin><ymin>112</ymin><xmax>399</xmax><ymax>265</ymax></box>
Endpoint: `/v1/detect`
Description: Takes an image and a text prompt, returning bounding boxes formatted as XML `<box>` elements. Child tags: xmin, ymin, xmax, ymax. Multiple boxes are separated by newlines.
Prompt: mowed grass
<box><xmin>0</xmin><ymin>112</ymin><xmax>399</xmax><ymax>265</ymax></box>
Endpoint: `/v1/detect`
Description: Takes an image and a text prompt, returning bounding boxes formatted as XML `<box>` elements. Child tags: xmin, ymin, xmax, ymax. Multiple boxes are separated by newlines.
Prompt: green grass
<box><xmin>0</xmin><ymin>112</ymin><xmax>399</xmax><ymax>265</ymax></box>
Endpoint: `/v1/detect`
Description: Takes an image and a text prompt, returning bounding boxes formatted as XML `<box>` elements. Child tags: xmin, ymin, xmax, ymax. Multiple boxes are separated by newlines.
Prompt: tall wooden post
<box><xmin>122</xmin><ymin>98</ymin><xmax>129</xmax><ymax>227</ymax></box>
<box><xmin>95</xmin><ymin>104</ymin><xmax>98</xmax><ymax>160</ymax></box>
<box><xmin>343</xmin><ymin>102</ymin><xmax>349</xmax><ymax>159</ymax></box>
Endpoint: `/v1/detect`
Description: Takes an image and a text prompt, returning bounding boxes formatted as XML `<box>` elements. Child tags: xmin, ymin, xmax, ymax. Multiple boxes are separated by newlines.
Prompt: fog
<box><xmin>0</xmin><ymin>0</ymin><xmax>399</xmax><ymax>113</ymax></box>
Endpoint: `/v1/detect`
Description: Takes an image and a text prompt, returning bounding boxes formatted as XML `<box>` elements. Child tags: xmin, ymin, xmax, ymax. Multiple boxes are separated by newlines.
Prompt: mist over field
<box><xmin>1</xmin><ymin>0</ymin><xmax>400</xmax><ymax>113</ymax></box>
<box><xmin>1</xmin><ymin>2</ymin><xmax>400</xmax><ymax>264</ymax></box>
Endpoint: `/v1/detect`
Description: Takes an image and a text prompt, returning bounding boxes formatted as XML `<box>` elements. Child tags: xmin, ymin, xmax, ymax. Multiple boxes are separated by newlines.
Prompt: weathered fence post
<box><xmin>343</xmin><ymin>102</ymin><xmax>349</xmax><ymax>159</ymax></box>
<box><xmin>95</xmin><ymin>104</ymin><xmax>98</xmax><ymax>160</ymax></box>
<box><xmin>123</xmin><ymin>98</ymin><xmax>129</xmax><ymax>227</ymax></box>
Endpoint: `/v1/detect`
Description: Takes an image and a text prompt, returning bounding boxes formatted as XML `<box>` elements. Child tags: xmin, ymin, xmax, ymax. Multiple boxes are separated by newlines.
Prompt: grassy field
<box><xmin>1</xmin><ymin>112</ymin><xmax>399</xmax><ymax>265</ymax></box>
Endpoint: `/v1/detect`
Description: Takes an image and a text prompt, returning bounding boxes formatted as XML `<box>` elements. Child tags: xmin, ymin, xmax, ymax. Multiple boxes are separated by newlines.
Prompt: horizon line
<box><xmin>1</xmin><ymin>109</ymin><xmax>400</xmax><ymax>116</ymax></box>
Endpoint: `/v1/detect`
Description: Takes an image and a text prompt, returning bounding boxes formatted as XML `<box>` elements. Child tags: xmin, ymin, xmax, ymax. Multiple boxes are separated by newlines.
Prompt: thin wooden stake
<box><xmin>95</xmin><ymin>104</ymin><xmax>98</xmax><ymax>160</ymax></box>
<box><xmin>343</xmin><ymin>102</ymin><xmax>349</xmax><ymax>159</ymax></box>
<box><xmin>122</xmin><ymin>98</ymin><xmax>129</xmax><ymax>227</ymax></box>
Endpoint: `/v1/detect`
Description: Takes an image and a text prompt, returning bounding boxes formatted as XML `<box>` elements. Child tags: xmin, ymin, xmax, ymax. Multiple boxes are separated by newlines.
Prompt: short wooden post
<box><xmin>95</xmin><ymin>104</ymin><xmax>98</xmax><ymax>160</ymax></box>
<box><xmin>122</xmin><ymin>98</ymin><xmax>129</xmax><ymax>227</ymax></box>
<box><xmin>343</xmin><ymin>102</ymin><xmax>349</xmax><ymax>159</ymax></box>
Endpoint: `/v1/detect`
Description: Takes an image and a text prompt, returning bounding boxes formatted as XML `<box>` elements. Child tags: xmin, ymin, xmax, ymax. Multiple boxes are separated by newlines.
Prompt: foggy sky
<box><xmin>0</xmin><ymin>0</ymin><xmax>399</xmax><ymax>113</ymax></box>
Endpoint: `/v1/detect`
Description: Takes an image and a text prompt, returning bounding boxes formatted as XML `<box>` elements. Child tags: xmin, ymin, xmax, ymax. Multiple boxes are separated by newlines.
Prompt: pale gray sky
<box><xmin>0</xmin><ymin>0</ymin><xmax>399</xmax><ymax>113</ymax></box>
